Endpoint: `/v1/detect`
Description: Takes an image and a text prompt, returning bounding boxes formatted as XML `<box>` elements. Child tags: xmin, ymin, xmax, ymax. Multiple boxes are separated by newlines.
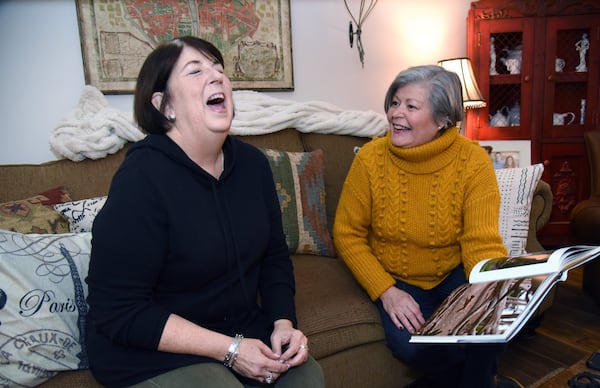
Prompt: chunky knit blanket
<box><xmin>50</xmin><ymin>86</ymin><xmax>388</xmax><ymax>161</ymax></box>
<box><xmin>230</xmin><ymin>90</ymin><xmax>388</xmax><ymax>137</ymax></box>
<box><xmin>49</xmin><ymin>86</ymin><xmax>144</xmax><ymax>161</ymax></box>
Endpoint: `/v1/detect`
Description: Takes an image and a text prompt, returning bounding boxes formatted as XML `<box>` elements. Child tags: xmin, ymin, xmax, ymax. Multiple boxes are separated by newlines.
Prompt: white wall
<box><xmin>0</xmin><ymin>0</ymin><xmax>470</xmax><ymax>164</ymax></box>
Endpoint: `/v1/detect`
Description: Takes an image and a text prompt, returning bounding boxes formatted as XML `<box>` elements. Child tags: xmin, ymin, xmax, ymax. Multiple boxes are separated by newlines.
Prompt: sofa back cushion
<box><xmin>301</xmin><ymin>133</ymin><xmax>372</xmax><ymax>234</ymax></box>
<box><xmin>0</xmin><ymin>148</ymin><xmax>127</xmax><ymax>203</ymax></box>
<box><xmin>233</xmin><ymin>128</ymin><xmax>304</xmax><ymax>152</ymax></box>
<box><xmin>0</xmin><ymin>129</ymin><xmax>303</xmax><ymax>204</ymax></box>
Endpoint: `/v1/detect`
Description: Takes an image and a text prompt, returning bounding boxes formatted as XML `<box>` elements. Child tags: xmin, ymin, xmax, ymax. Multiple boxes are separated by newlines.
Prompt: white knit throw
<box><xmin>50</xmin><ymin>86</ymin><xmax>388</xmax><ymax>161</ymax></box>
<box><xmin>230</xmin><ymin>90</ymin><xmax>388</xmax><ymax>137</ymax></box>
<box><xmin>50</xmin><ymin>86</ymin><xmax>144</xmax><ymax>161</ymax></box>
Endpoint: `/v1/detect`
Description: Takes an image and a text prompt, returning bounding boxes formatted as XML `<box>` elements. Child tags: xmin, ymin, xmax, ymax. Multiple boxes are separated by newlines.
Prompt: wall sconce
<box><xmin>437</xmin><ymin>57</ymin><xmax>486</xmax><ymax>110</ymax></box>
<box><xmin>345</xmin><ymin>0</ymin><xmax>378</xmax><ymax>68</ymax></box>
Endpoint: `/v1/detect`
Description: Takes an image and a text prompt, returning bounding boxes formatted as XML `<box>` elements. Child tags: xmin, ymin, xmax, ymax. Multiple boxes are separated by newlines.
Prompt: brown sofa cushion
<box><xmin>292</xmin><ymin>255</ymin><xmax>384</xmax><ymax>359</ymax></box>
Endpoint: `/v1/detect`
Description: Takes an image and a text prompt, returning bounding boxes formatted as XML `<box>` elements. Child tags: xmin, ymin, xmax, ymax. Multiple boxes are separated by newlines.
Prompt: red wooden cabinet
<box><xmin>466</xmin><ymin>0</ymin><xmax>600</xmax><ymax>247</ymax></box>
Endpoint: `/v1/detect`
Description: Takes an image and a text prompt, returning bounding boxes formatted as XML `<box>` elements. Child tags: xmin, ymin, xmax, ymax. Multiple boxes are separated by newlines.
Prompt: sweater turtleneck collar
<box><xmin>385</xmin><ymin>126</ymin><xmax>463</xmax><ymax>174</ymax></box>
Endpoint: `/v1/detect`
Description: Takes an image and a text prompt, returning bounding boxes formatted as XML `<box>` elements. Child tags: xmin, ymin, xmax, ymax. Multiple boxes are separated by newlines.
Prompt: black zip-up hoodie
<box><xmin>85</xmin><ymin>134</ymin><xmax>296</xmax><ymax>387</ymax></box>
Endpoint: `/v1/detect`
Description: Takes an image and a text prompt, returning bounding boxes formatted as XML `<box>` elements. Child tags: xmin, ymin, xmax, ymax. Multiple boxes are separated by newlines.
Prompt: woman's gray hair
<box><xmin>383</xmin><ymin>65</ymin><xmax>464</xmax><ymax>129</ymax></box>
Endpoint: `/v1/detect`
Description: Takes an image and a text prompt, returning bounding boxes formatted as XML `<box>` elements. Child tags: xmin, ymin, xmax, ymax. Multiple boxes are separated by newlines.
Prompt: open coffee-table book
<box><xmin>410</xmin><ymin>245</ymin><xmax>600</xmax><ymax>344</ymax></box>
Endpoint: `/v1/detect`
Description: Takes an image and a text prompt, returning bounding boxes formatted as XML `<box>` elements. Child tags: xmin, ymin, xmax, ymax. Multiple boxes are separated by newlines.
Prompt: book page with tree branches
<box><xmin>410</xmin><ymin>275</ymin><xmax>556</xmax><ymax>343</ymax></box>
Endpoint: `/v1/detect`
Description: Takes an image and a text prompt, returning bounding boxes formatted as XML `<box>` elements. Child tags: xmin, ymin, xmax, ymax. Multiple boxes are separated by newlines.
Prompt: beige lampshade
<box><xmin>437</xmin><ymin>57</ymin><xmax>486</xmax><ymax>109</ymax></box>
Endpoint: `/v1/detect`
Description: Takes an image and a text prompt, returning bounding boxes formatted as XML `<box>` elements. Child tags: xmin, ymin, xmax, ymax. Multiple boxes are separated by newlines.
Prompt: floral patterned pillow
<box><xmin>0</xmin><ymin>187</ymin><xmax>72</xmax><ymax>234</ymax></box>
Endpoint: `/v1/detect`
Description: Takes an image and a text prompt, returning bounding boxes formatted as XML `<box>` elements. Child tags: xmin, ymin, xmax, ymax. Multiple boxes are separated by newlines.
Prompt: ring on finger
<box><xmin>299</xmin><ymin>343</ymin><xmax>309</xmax><ymax>351</ymax></box>
<box><xmin>265</xmin><ymin>371</ymin><xmax>274</xmax><ymax>384</ymax></box>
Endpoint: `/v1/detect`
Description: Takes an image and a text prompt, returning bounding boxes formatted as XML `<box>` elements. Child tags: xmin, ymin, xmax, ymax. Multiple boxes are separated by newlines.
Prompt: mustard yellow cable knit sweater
<box><xmin>333</xmin><ymin>127</ymin><xmax>507</xmax><ymax>301</ymax></box>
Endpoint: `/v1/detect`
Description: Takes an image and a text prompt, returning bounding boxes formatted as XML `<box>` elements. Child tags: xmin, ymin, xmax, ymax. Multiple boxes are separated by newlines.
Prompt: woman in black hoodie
<box><xmin>85</xmin><ymin>36</ymin><xmax>323</xmax><ymax>388</ymax></box>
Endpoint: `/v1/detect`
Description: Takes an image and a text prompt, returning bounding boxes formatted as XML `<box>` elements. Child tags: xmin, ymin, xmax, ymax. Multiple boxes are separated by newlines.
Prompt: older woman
<box><xmin>85</xmin><ymin>36</ymin><xmax>323</xmax><ymax>388</ymax></box>
<box><xmin>334</xmin><ymin>65</ymin><xmax>521</xmax><ymax>388</ymax></box>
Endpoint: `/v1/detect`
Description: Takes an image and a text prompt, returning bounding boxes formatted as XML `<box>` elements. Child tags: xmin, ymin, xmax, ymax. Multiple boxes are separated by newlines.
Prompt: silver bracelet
<box><xmin>223</xmin><ymin>334</ymin><xmax>243</xmax><ymax>368</ymax></box>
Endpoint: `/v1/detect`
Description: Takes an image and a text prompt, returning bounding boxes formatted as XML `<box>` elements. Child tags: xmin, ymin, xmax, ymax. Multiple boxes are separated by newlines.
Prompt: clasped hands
<box><xmin>232</xmin><ymin>320</ymin><xmax>309</xmax><ymax>384</ymax></box>
<box><xmin>380</xmin><ymin>286</ymin><xmax>425</xmax><ymax>333</ymax></box>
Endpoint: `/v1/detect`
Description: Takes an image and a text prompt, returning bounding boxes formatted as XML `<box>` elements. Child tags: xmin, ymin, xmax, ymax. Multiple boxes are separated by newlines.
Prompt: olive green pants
<box><xmin>128</xmin><ymin>356</ymin><xmax>324</xmax><ymax>388</ymax></box>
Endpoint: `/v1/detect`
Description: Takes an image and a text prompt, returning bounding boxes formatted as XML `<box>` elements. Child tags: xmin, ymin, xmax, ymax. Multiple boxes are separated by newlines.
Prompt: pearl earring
<box><xmin>167</xmin><ymin>113</ymin><xmax>176</xmax><ymax>122</ymax></box>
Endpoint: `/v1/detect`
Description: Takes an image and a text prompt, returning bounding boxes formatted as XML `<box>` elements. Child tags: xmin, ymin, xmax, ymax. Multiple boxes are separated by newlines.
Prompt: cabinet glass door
<box><xmin>471</xmin><ymin>18</ymin><xmax>534</xmax><ymax>140</ymax></box>
<box><xmin>538</xmin><ymin>15</ymin><xmax>599</xmax><ymax>247</ymax></box>
<box><xmin>543</xmin><ymin>16</ymin><xmax>599</xmax><ymax>139</ymax></box>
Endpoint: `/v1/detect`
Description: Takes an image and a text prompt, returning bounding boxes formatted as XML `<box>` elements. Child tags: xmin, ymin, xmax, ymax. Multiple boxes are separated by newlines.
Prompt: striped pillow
<box><xmin>495</xmin><ymin>163</ymin><xmax>544</xmax><ymax>256</ymax></box>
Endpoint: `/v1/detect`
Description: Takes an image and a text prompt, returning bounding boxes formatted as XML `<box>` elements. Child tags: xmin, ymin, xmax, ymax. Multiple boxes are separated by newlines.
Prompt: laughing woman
<box><xmin>333</xmin><ymin>65</ymin><xmax>522</xmax><ymax>388</ymax></box>
<box><xmin>85</xmin><ymin>36</ymin><xmax>324</xmax><ymax>388</ymax></box>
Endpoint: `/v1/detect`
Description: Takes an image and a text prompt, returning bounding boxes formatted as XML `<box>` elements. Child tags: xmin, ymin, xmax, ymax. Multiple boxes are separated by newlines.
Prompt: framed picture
<box><xmin>478</xmin><ymin>140</ymin><xmax>531</xmax><ymax>169</ymax></box>
<box><xmin>75</xmin><ymin>0</ymin><xmax>293</xmax><ymax>93</ymax></box>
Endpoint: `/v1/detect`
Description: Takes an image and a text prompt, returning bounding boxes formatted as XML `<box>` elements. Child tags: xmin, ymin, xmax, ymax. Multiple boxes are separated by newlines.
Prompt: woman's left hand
<box><xmin>270</xmin><ymin>319</ymin><xmax>309</xmax><ymax>368</ymax></box>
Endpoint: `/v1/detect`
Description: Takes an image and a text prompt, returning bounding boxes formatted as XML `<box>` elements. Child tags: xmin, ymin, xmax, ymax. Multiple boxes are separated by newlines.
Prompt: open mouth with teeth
<box><xmin>392</xmin><ymin>123</ymin><xmax>411</xmax><ymax>131</ymax></box>
<box><xmin>207</xmin><ymin>93</ymin><xmax>226</xmax><ymax>111</ymax></box>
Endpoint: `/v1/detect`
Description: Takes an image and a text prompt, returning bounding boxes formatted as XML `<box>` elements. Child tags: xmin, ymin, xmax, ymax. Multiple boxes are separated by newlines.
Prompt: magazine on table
<box><xmin>409</xmin><ymin>245</ymin><xmax>600</xmax><ymax>344</ymax></box>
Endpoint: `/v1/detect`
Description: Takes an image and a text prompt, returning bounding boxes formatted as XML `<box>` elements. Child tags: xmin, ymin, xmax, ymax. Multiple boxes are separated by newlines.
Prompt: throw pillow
<box><xmin>0</xmin><ymin>187</ymin><xmax>72</xmax><ymax>234</ymax></box>
<box><xmin>495</xmin><ymin>163</ymin><xmax>544</xmax><ymax>256</ymax></box>
<box><xmin>261</xmin><ymin>148</ymin><xmax>336</xmax><ymax>257</ymax></box>
<box><xmin>53</xmin><ymin>196</ymin><xmax>107</xmax><ymax>233</ymax></box>
<box><xmin>32</xmin><ymin>186</ymin><xmax>73</xmax><ymax>206</ymax></box>
<box><xmin>0</xmin><ymin>230</ymin><xmax>91</xmax><ymax>386</ymax></box>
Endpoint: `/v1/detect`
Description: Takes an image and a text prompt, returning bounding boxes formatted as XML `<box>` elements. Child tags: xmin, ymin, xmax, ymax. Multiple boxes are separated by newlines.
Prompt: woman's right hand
<box><xmin>232</xmin><ymin>338</ymin><xmax>290</xmax><ymax>383</ymax></box>
<box><xmin>380</xmin><ymin>286</ymin><xmax>425</xmax><ymax>333</ymax></box>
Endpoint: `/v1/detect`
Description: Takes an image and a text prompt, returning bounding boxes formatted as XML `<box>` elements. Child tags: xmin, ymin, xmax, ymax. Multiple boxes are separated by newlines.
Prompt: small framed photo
<box><xmin>477</xmin><ymin>140</ymin><xmax>531</xmax><ymax>169</ymax></box>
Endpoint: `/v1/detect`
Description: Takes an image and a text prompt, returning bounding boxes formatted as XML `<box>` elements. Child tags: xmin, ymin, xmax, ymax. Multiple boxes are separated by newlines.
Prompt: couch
<box><xmin>0</xmin><ymin>128</ymin><xmax>553</xmax><ymax>388</ymax></box>
<box><xmin>570</xmin><ymin>131</ymin><xmax>600</xmax><ymax>306</ymax></box>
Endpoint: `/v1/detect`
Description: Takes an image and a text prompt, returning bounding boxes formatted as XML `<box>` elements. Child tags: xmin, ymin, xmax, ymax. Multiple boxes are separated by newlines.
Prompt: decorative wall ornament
<box><xmin>75</xmin><ymin>0</ymin><xmax>293</xmax><ymax>93</ymax></box>
<box><xmin>344</xmin><ymin>0</ymin><xmax>378</xmax><ymax>68</ymax></box>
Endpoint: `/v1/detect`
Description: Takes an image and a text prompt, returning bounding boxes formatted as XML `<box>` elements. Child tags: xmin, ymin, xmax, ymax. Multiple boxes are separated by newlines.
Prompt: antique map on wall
<box><xmin>76</xmin><ymin>0</ymin><xmax>293</xmax><ymax>93</ymax></box>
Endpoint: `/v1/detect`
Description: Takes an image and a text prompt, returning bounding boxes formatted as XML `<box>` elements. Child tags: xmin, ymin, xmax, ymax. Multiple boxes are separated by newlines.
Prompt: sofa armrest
<box><xmin>570</xmin><ymin>197</ymin><xmax>600</xmax><ymax>245</ymax></box>
<box><xmin>526</xmin><ymin>180</ymin><xmax>553</xmax><ymax>253</ymax></box>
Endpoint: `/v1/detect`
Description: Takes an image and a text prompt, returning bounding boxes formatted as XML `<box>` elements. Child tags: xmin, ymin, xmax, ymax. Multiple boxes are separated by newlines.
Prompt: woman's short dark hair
<box><xmin>383</xmin><ymin>65</ymin><xmax>464</xmax><ymax>129</ymax></box>
<box><xmin>134</xmin><ymin>36</ymin><xmax>225</xmax><ymax>134</ymax></box>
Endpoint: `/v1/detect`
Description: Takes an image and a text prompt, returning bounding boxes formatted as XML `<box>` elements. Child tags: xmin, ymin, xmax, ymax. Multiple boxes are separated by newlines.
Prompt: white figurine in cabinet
<box><xmin>576</xmin><ymin>33</ymin><xmax>589</xmax><ymax>72</ymax></box>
